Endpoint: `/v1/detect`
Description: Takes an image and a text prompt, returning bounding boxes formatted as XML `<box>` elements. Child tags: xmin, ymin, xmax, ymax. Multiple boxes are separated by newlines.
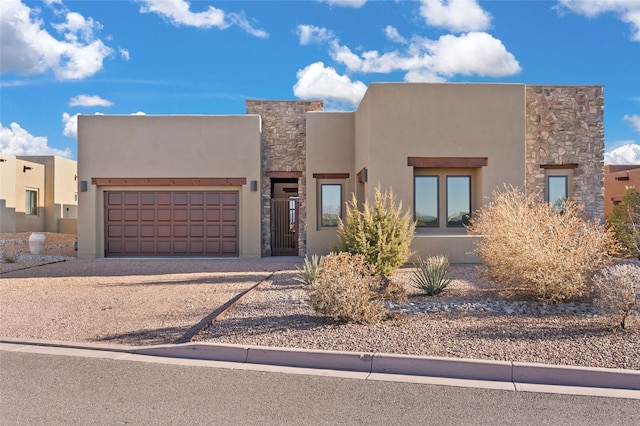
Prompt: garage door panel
<box><xmin>105</xmin><ymin>190</ymin><xmax>238</xmax><ymax>257</ymax></box>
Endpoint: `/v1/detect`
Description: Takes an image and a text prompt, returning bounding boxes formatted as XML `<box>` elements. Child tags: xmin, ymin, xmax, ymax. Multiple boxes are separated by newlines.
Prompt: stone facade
<box><xmin>524</xmin><ymin>86</ymin><xmax>605</xmax><ymax>221</ymax></box>
<box><xmin>246</xmin><ymin>100</ymin><xmax>324</xmax><ymax>256</ymax></box>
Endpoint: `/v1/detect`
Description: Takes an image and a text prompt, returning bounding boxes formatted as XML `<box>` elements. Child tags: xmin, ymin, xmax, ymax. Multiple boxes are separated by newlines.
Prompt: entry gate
<box><xmin>270</xmin><ymin>198</ymin><xmax>298</xmax><ymax>256</ymax></box>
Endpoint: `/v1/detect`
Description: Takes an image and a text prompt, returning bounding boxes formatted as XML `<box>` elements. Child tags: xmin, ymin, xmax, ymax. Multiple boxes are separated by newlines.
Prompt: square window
<box><xmin>25</xmin><ymin>189</ymin><xmax>38</xmax><ymax>215</ymax></box>
<box><xmin>414</xmin><ymin>176</ymin><xmax>439</xmax><ymax>227</ymax></box>
<box><xmin>321</xmin><ymin>184</ymin><xmax>342</xmax><ymax>227</ymax></box>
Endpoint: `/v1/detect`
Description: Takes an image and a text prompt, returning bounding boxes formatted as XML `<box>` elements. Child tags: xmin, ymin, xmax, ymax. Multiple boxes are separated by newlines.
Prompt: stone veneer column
<box><xmin>246</xmin><ymin>100</ymin><xmax>324</xmax><ymax>256</ymax></box>
<box><xmin>524</xmin><ymin>86</ymin><xmax>605</xmax><ymax>221</ymax></box>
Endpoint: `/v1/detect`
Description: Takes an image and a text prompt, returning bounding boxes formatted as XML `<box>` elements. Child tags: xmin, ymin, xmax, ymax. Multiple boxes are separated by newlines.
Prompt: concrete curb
<box><xmin>135</xmin><ymin>341</ymin><xmax>640</xmax><ymax>391</ymax></box>
<box><xmin>3</xmin><ymin>337</ymin><xmax>639</xmax><ymax>395</ymax></box>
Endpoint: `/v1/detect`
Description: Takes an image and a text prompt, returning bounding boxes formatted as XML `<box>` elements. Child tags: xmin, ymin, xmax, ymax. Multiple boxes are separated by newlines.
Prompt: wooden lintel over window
<box><xmin>540</xmin><ymin>164</ymin><xmax>579</xmax><ymax>170</ymax></box>
<box><xmin>91</xmin><ymin>177</ymin><xmax>247</xmax><ymax>186</ymax></box>
<box><xmin>266</xmin><ymin>171</ymin><xmax>302</xmax><ymax>178</ymax></box>
<box><xmin>312</xmin><ymin>173</ymin><xmax>350</xmax><ymax>179</ymax></box>
<box><xmin>407</xmin><ymin>157</ymin><xmax>488</xmax><ymax>168</ymax></box>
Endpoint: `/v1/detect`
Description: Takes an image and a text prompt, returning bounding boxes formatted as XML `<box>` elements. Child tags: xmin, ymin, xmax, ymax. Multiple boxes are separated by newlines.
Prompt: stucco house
<box><xmin>77</xmin><ymin>83</ymin><xmax>604</xmax><ymax>262</ymax></box>
<box><xmin>0</xmin><ymin>154</ymin><xmax>78</xmax><ymax>234</ymax></box>
<box><xmin>604</xmin><ymin>164</ymin><xmax>640</xmax><ymax>218</ymax></box>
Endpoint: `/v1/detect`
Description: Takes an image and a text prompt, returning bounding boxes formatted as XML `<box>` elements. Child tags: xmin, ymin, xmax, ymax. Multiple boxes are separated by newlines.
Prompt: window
<box><xmin>446</xmin><ymin>176</ymin><xmax>471</xmax><ymax>227</ymax></box>
<box><xmin>547</xmin><ymin>175</ymin><xmax>568</xmax><ymax>204</ymax></box>
<box><xmin>25</xmin><ymin>189</ymin><xmax>38</xmax><ymax>215</ymax></box>
<box><xmin>321</xmin><ymin>184</ymin><xmax>342</xmax><ymax>227</ymax></box>
<box><xmin>414</xmin><ymin>176</ymin><xmax>439</xmax><ymax>227</ymax></box>
<box><xmin>414</xmin><ymin>173</ymin><xmax>473</xmax><ymax>229</ymax></box>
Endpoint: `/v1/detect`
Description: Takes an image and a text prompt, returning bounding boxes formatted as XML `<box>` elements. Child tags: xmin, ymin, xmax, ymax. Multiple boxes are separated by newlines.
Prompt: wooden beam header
<box><xmin>539</xmin><ymin>164</ymin><xmax>579</xmax><ymax>170</ymax></box>
<box><xmin>312</xmin><ymin>173</ymin><xmax>350</xmax><ymax>179</ymax></box>
<box><xmin>266</xmin><ymin>171</ymin><xmax>302</xmax><ymax>178</ymax></box>
<box><xmin>91</xmin><ymin>177</ymin><xmax>247</xmax><ymax>186</ymax></box>
<box><xmin>408</xmin><ymin>157</ymin><xmax>488</xmax><ymax>168</ymax></box>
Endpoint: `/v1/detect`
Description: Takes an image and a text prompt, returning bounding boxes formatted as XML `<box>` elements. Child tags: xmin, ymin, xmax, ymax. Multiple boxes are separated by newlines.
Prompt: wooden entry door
<box><xmin>271</xmin><ymin>198</ymin><xmax>298</xmax><ymax>256</ymax></box>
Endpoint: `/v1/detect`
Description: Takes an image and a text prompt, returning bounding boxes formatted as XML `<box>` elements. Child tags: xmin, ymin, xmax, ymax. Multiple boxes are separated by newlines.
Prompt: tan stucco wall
<box><xmin>19</xmin><ymin>156</ymin><xmax>78</xmax><ymax>232</ymax></box>
<box><xmin>77</xmin><ymin>114</ymin><xmax>262</xmax><ymax>259</ymax></box>
<box><xmin>306</xmin><ymin>83</ymin><xmax>526</xmax><ymax>263</ymax></box>
<box><xmin>0</xmin><ymin>154</ymin><xmax>17</xmax><ymax>232</ymax></box>
<box><xmin>15</xmin><ymin>158</ymin><xmax>46</xmax><ymax>232</ymax></box>
<box><xmin>306</xmin><ymin>111</ymin><xmax>356</xmax><ymax>254</ymax></box>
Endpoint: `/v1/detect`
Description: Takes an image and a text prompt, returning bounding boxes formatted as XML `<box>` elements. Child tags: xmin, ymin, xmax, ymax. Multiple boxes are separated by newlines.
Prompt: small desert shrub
<box><xmin>468</xmin><ymin>186</ymin><xmax>615</xmax><ymax>303</ymax></box>
<box><xmin>411</xmin><ymin>255</ymin><xmax>452</xmax><ymax>296</ymax></box>
<box><xmin>1</xmin><ymin>249</ymin><xmax>20</xmax><ymax>263</ymax></box>
<box><xmin>337</xmin><ymin>185</ymin><xmax>415</xmax><ymax>276</ymax></box>
<box><xmin>293</xmin><ymin>254</ymin><xmax>321</xmax><ymax>286</ymax></box>
<box><xmin>607</xmin><ymin>188</ymin><xmax>640</xmax><ymax>259</ymax></box>
<box><xmin>592</xmin><ymin>262</ymin><xmax>640</xmax><ymax>329</ymax></box>
<box><xmin>305</xmin><ymin>252</ymin><xmax>392</xmax><ymax>324</ymax></box>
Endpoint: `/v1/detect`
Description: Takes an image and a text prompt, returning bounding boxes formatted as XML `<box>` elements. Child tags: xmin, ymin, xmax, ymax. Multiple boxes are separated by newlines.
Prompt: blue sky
<box><xmin>1</xmin><ymin>0</ymin><xmax>639</xmax><ymax>164</ymax></box>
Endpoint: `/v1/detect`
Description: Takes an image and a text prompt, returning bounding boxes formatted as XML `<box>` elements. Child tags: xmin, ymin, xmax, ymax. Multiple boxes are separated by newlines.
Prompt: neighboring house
<box><xmin>77</xmin><ymin>83</ymin><xmax>604</xmax><ymax>262</ymax></box>
<box><xmin>0</xmin><ymin>154</ymin><xmax>78</xmax><ymax>234</ymax></box>
<box><xmin>604</xmin><ymin>164</ymin><xmax>640</xmax><ymax>218</ymax></box>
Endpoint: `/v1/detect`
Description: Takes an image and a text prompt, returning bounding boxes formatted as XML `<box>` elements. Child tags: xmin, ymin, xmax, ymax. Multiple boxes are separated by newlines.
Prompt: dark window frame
<box><xmin>320</xmin><ymin>183</ymin><xmax>342</xmax><ymax>227</ymax></box>
<box><xmin>414</xmin><ymin>175</ymin><xmax>440</xmax><ymax>228</ymax></box>
<box><xmin>25</xmin><ymin>189</ymin><xmax>38</xmax><ymax>216</ymax></box>
<box><xmin>446</xmin><ymin>175</ymin><xmax>471</xmax><ymax>228</ymax></box>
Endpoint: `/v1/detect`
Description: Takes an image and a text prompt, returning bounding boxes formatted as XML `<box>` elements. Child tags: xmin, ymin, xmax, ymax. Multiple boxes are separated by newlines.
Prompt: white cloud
<box><xmin>604</xmin><ymin>143</ymin><xmax>640</xmax><ymax>164</ymax></box>
<box><xmin>119</xmin><ymin>48</ymin><xmax>130</xmax><ymax>61</ymax></box>
<box><xmin>69</xmin><ymin>95</ymin><xmax>113</xmax><ymax>107</ymax></box>
<box><xmin>0</xmin><ymin>122</ymin><xmax>72</xmax><ymax>158</ymax></box>
<box><xmin>139</xmin><ymin>0</ymin><xmax>267</xmax><ymax>38</ymax></box>
<box><xmin>317</xmin><ymin>0</ymin><xmax>368</xmax><ymax>8</ymax></box>
<box><xmin>297</xmin><ymin>25</ymin><xmax>335</xmax><ymax>45</ymax></box>
<box><xmin>329</xmin><ymin>32</ymin><xmax>520</xmax><ymax>78</ymax></box>
<box><xmin>558</xmin><ymin>0</ymin><xmax>640</xmax><ymax>41</ymax></box>
<box><xmin>624</xmin><ymin>114</ymin><xmax>640</xmax><ymax>132</ymax></box>
<box><xmin>293</xmin><ymin>62</ymin><xmax>367</xmax><ymax>106</ymax></box>
<box><xmin>0</xmin><ymin>0</ymin><xmax>114</xmax><ymax>80</ymax></box>
<box><xmin>424</xmin><ymin>32</ymin><xmax>521</xmax><ymax>77</ymax></box>
<box><xmin>385</xmin><ymin>26</ymin><xmax>408</xmax><ymax>44</ymax></box>
<box><xmin>419</xmin><ymin>0</ymin><xmax>492</xmax><ymax>32</ymax></box>
<box><xmin>62</xmin><ymin>112</ymin><xmax>79</xmax><ymax>138</ymax></box>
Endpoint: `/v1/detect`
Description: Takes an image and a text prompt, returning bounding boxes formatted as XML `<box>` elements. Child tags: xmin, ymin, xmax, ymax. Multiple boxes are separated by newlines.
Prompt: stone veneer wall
<box><xmin>246</xmin><ymin>100</ymin><xmax>324</xmax><ymax>256</ymax></box>
<box><xmin>524</xmin><ymin>85</ymin><xmax>605</xmax><ymax>221</ymax></box>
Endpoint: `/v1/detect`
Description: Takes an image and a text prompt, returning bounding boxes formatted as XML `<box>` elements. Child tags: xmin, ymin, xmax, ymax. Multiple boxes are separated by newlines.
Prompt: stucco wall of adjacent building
<box><xmin>604</xmin><ymin>164</ymin><xmax>640</xmax><ymax>218</ymax></box>
<box><xmin>0</xmin><ymin>154</ymin><xmax>18</xmax><ymax>233</ymax></box>
<box><xmin>525</xmin><ymin>86</ymin><xmax>605</xmax><ymax>221</ymax></box>
<box><xmin>306</xmin><ymin>111</ymin><xmax>356</xmax><ymax>255</ymax></box>
<box><xmin>246</xmin><ymin>100</ymin><xmax>324</xmax><ymax>256</ymax></box>
<box><xmin>19</xmin><ymin>156</ymin><xmax>78</xmax><ymax>233</ymax></box>
<box><xmin>15</xmin><ymin>158</ymin><xmax>46</xmax><ymax>232</ymax></box>
<box><xmin>77</xmin><ymin>114</ymin><xmax>262</xmax><ymax>259</ymax></box>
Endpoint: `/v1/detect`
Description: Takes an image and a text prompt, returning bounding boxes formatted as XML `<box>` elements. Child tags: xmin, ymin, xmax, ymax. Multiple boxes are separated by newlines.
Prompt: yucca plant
<box><xmin>293</xmin><ymin>254</ymin><xmax>322</xmax><ymax>286</ymax></box>
<box><xmin>411</xmin><ymin>255</ymin><xmax>452</xmax><ymax>296</ymax></box>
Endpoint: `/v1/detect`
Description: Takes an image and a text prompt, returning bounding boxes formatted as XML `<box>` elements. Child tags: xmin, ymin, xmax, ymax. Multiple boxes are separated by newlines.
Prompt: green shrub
<box><xmin>467</xmin><ymin>186</ymin><xmax>615</xmax><ymax>303</ymax></box>
<box><xmin>592</xmin><ymin>262</ymin><xmax>640</xmax><ymax>329</ymax></box>
<box><xmin>336</xmin><ymin>185</ymin><xmax>415</xmax><ymax>276</ymax></box>
<box><xmin>293</xmin><ymin>254</ymin><xmax>321</xmax><ymax>286</ymax></box>
<box><xmin>607</xmin><ymin>188</ymin><xmax>640</xmax><ymax>259</ymax></box>
<box><xmin>411</xmin><ymin>255</ymin><xmax>452</xmax><ymax>296</ymax></box>
<box><xmin>305</xmin><ymin>252</ymin><xmax>390</xmax><ymax>324</ymax></box>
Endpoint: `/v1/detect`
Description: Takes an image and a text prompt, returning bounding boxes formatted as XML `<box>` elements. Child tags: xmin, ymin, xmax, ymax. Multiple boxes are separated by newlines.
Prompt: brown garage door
<box><xmin>105</xmin><ymin>191</ymin><xmax>239</xmax><ymax>257</ymax></box>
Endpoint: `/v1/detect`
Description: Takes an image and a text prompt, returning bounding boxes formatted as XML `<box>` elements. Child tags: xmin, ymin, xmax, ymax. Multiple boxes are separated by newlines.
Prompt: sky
<box><xmin>1</xmin><ymin>0</ymin><xmax>639</xmax><ymax>164</ymax></box>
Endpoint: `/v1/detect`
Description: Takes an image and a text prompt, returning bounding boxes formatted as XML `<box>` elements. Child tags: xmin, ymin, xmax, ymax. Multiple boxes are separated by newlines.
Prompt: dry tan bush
<box><xmin>1</xmin><ymin>249</ymin><xmax>20</xmax><ymax>263</ymax></box>
<box><xmin>468</xmin><ymin>186</ymin><xmax>615</xmax><ymax>303</ymax></box>
<box><xmin>592</xmin><ymin>262</ymin><xmax>640</xmax><ymax>329</ymax></box>
<box><xmin>305</xmin><ymin>252</ymin><xmax>390</xmax><ymax>324</ymax></box>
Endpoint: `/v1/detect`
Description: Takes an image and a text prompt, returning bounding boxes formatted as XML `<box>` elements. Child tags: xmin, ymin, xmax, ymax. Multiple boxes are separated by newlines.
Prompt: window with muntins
<box><xmin>414</xmin><ymin>174</ymin><xmax>472</xmax><ymax>229</ymax></box>
<box><xmin>26</xmin><ymin>189</ymin><xmax>38</xmax><ymax>215</ymax></box>
<box><xmin>321</xmin><ymin>184</ymin><xmax>342</xmax><ymax>227</ymax></box>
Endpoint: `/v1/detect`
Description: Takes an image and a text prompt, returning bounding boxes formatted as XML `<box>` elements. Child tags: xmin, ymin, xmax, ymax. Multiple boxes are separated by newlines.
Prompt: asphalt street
<box><xmin>1</xmin><ymin>351</ymin><xmax>639</xmax><ymax>425</ymax></box>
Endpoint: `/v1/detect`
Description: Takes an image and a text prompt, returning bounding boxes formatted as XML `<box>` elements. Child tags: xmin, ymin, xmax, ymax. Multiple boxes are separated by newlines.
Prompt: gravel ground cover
<box><xmin>194</xmin><ymin>267</ymin><xmax>640</xmax><ymax>370</ymax></box>
<box><xmin>2</xmin><ymin>233</ymin><xmax>639</xmax><ymax>370</ymax></box>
